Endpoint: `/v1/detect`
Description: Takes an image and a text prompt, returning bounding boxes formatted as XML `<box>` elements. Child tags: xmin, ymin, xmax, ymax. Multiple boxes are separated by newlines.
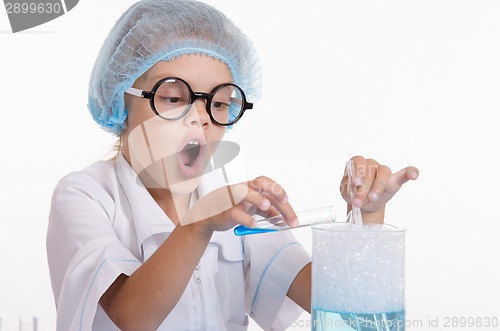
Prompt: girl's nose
<box><xmin>183</xmin><ymin>99</ymin><xmax>210</xmax><ymax>127</ymax></box>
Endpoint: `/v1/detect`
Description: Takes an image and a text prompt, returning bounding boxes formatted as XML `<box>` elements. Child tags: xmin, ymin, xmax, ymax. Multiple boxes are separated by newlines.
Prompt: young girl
<box><xmin>46</xmin><ymin>0</ymin><xmax>419</xmax><ymax>330</ymax></box>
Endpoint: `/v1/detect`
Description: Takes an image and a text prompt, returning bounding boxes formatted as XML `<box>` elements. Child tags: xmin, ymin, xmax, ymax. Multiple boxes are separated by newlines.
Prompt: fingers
<box><xmin>204</xmin><ymin>176</ymin><xmax>295</xmax><ymax>231</ymax></box>
<box><xmin>225</xmin><ymin>207</ymin><xmax>256</xmax><ymax>228</ymax></box>
<box><xmin>386</xmin><ymin>166</ymin><xmax>419</xmax><ymax>193</ymax></box>
<box><xmin>342</xmin><ymin>156</ymin><xmax>418</xmax><ymax>208</ymax></box>
<box><xmin>365</xmin><ymin>164</ymin><xmax>392</xmax><ymax>203</ymax></box>
<box><xmin>246</xmin><ymin>176</ymin><xmax>298</xmax><ymax>227</ymax></box>
<box><xmin>242</xmin><ymin>187</ymin><xmax>272</xmax><ymax>211</ymax></box>
<box><xmin>255</xmin><ymin>205</ymin><xmax>280</xmax><ymax>219</ymax></box>
<box><xmin>348</xmin><ymin>156</ymin><xmax>389</xmax><ymax>208</ymax></box>
<box><xmin>248</xmin><ymin>176</ymin><xmax>289</xmax><ymax>204</ymax></box>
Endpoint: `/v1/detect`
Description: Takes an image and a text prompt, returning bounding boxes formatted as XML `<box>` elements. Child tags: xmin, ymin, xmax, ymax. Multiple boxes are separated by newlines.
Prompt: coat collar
<box><xmin>114</xmin><ymin>154</ymin><xmax>243</xmax><ymax>261</ymax></box>
<box><xmin>114</xmin><ymin>154</ymin><xmax>173</xmax><ymax>256</ymax></box>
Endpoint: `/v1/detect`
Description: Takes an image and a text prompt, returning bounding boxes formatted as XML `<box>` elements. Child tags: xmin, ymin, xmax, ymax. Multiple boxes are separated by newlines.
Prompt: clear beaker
<box><xmin>311</xmin><ymin>223</ymin><xmax>405</xmax><ymax>331</ymax></box>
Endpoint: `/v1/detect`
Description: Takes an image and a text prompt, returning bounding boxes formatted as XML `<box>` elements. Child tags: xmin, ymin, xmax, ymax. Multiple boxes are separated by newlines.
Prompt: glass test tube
<box><xmin>234</xmin><ymin>205</ymin><xmax>336</xmax><ymax>236</ymax></box>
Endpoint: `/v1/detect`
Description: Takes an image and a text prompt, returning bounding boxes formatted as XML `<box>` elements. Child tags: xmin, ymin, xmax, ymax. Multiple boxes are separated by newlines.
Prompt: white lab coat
<box><xmin>47</xmin><ymin>154</ymin><xmax>311</xmax><ymax>331</ymax></box>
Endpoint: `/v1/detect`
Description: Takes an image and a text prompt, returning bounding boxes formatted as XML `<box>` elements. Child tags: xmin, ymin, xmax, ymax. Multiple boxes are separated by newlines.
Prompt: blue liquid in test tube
<box><xmin>234</xmin><ymin>205</ymin><xmax>336</xmax><ymax>236</ymax></box>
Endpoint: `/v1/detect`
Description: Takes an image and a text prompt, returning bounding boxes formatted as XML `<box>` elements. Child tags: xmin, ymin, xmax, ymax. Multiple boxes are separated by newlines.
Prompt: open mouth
<box><xmin>179</xmin><ymin>140</ymin><xmax>201</xmax><ymax>167</ymax></box>
<box><xmin>176</xmin><ymin>139</ymin><xmax>207</xmax><ymax>180</ymax></box>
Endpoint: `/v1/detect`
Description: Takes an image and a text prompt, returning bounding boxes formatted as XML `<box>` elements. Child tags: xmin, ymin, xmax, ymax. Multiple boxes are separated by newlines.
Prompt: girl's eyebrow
<box><xmin>147</xmin><ymin>73</ymin><xmax>174</xmax><ymax>83</ymax></box>
<box><xmin>146</xmin><ymin>75</ymin><xmax>235</xmax><ymax>89</ymax></box>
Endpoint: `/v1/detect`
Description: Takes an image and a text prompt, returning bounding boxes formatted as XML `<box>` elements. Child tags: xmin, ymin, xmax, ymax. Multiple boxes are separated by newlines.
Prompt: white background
<box><xmin>1</xmin><ymin>1</ymin><xmax>499</xmax><ymax>330</ymax></box>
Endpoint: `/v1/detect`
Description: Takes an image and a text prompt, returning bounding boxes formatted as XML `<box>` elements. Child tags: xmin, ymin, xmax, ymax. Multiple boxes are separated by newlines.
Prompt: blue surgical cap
<box><xmin>88</xmin><ymin>0</ymin><xmax>262</xmax><ymax>136</ymax></box>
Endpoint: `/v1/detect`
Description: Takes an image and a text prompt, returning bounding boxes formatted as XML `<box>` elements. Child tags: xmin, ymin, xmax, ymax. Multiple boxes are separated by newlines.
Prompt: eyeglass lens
<box><xmin>153</xmin><ymin>78</ymin><xmax>244</xmax><ymax>125</ymax></box>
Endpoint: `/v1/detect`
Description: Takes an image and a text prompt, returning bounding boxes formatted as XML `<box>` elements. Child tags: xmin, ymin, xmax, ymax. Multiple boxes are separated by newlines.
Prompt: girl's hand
<box><xmin>340</xmin><ymin>156</ymin><xmax>419</xmax><ymax>223</ymax></box>
<box><xmin>183</xmin><ymin>176</ymin><xmax>298</xmax><ymax>232</ymax></box>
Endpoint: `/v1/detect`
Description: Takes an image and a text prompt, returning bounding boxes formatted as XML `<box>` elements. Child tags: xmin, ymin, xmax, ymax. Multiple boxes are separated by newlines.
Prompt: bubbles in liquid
<box><xmin>312</xmin><ymin>223</ymin><xmax>405</xmax><ymax>314</ymax></box>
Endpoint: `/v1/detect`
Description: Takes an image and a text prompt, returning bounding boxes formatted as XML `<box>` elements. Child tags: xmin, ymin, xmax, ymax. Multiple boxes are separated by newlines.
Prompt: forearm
<box><xmin>100</xmin><ymin>222</ymin><xmax>213</xmax><ymax>331</ymax></box>
<box><xmin>287</xmin><ymin>262</ymin><xmax>311</xmax><ymax>313</ymax></box>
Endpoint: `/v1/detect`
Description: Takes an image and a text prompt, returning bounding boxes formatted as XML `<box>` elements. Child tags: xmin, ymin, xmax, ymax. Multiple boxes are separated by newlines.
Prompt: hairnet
<box><xmin>88</xmin><ymin>0</ymin><xmax>262</xmax><ymax>136</ymax></box>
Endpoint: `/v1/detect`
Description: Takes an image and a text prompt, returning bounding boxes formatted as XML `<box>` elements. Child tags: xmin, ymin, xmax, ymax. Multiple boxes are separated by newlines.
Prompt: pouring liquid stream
<box><xmin>347</xmin><ymin>159</ymin><xmax>363</xmax><ymax>225</ymax></box>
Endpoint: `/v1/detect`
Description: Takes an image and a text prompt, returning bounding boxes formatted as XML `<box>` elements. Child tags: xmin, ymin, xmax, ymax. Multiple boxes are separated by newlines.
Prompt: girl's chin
<box><xmin>133</xmin><ymin>154</ymin><xmax>205</xmax><ymax>189</ymax></box>
<box><xmin>168</xmin><ymin>177</ymin><xmax>203</xmax><ymax>195</ymax></box>
<box><xmin>137</xmin><ymin>169</ymin><xmax>202</xmax><ymax>194</ymax></box>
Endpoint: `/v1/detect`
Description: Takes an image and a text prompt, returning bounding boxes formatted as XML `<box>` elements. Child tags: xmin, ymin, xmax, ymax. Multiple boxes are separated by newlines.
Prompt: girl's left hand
<box><xmin>340</xmin><ymin>156</ymin><xmax>419</xmax><ymax>223</ymax></box>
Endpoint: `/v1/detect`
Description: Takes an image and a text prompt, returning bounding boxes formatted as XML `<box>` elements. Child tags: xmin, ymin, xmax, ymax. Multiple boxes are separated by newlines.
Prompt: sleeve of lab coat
<box><xmin>243</xmin><ymin>230</ymin><xmax>311</xmax><ymax>331</ymax></box>
<box><xmin>47</xmin><ymin>171</ymin><xmax>141</xmax><ymax>331</ymax></box>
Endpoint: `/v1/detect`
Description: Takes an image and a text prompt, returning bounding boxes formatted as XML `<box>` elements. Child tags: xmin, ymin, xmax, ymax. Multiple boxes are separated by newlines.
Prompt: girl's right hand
<box><xmin>182</xmin><ymin>176</ymin><xmax>298</xmax><ymax>232</ymax></box>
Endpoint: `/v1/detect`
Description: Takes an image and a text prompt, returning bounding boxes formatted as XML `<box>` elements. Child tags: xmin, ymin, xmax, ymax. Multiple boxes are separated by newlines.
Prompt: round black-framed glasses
<box><xmin>125</xmin><ymin>77</ymin><xmax>253</xmax><ymax>126</ymax></box>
